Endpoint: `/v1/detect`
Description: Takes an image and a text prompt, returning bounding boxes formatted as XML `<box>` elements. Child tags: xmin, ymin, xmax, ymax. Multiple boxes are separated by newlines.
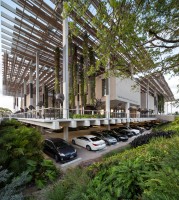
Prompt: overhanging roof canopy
<box><xmin>1</xmin><ymin>0</ymin><xmax>175</xmax><ymax>102</ymax></box>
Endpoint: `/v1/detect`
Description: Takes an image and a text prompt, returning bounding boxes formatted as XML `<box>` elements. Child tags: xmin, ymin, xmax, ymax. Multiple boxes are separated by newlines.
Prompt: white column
<box><xmin>125</xmin><ymin>102</ymin><xmax>130</xmax><ymax>127</ymax></box>
<box><xmin>29</xmin><ymin>67</ymin><xmax>33</xmax><ymax>106</ymax></box>
<box><xmin>42</xmin><ymin>85</ymin><xmax>45</xmax><ymax>118</ymax></box>
<box><xmin>13</xmin><ymin>96</ymin><xmax>16</xmax><ymax>112</ymax></box>
<box><xmin>154</xmin><ymin>91</ymin><xmax>157</xmax><ymax>115</ymax></box>
<box><xmin>63</xmin><ymin>17</ymin><xmax>69</xmax><ymax>119</ymax></box>
<box><xmin>24</xmin><ymin>80</ymin><xmax>27</xmax><ymax>110</ymax></box>
<box><xmin>16</xmin><ymin>97</ymin><xmax>18</xmax><ymax>111</ymax></box>
<box><xmin>21</xmin><ymin>87</ymin><xmax>23</xmax><ymax>109</ymax></box>
<box><xmin>105</xmin><ymin>62</ymin><xmax>110</xmax><ymax>119</ymax></box>
<box><xmin>105</xmin><ymin>61</ymin><xmax>110</xmax><ymax>130</ymax></box>
<box><xmin>36</xmin><ymin>51</ymin><xmax>39</xmax><ymax>117</ymax></box>
<box><xmin>146</xmin><ymin>82</ymin><xmax>149</xmax><ymax>117</ymax></box>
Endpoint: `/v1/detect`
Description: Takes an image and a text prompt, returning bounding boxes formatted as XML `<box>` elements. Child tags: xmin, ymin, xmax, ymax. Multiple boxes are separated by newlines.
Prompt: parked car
<box><xmin>72</xmin><ymin>135</ymin><xmax>106</xmax><ymax>151</ymax></box>
<box><xmin>108</xmin><ymin>130</ymin><xmax>129</xmax><ymax>142</ymax></box>
<box><xmin>91</xmin><ymin>132</ymin><xmax>117</xmax><ymax>145</ymax></box>
<box><xmin>43</xmin><ymin>138</ymin><xmax>77</xmax><ymax>163</ymax></box>
<box><xmin>114</xmin><ymin>128</ymin><xmax>134</xmax><ymax>137</ymax></box>
<box><xmin>125</xmin><ymin>127</ymin><xmax>140</xmax><ymax>135</ymax></box>
<box><xmin>130</xmin><ymin>125</ymin><xmax>145</xmax><ymax>133</ymax></box>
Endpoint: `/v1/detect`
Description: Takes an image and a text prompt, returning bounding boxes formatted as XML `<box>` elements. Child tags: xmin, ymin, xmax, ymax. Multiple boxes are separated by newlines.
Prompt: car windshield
<box><xmin>102</xmin><ymin>133</ymin><xmax>110</xmax><ymax>137</ymax></box>
<box><xmin>53</xmin><ymin>140</ymin><xmax>69</xmax><ymax>148</ymax></box>
<box><xmin>90</xmin><ymin>137</ymin><xmax>101</xmax><ymax>141</ymax></box>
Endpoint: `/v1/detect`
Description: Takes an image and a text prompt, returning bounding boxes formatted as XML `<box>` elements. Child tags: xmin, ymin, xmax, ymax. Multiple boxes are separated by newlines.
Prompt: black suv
<box><xmin>43</xmin><ymin>138</ymin><xmax>77</xmax><ymax>163</ymax></box>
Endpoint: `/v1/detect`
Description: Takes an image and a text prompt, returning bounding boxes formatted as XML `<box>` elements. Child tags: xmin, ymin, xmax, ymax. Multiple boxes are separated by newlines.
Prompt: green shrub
<box><xmin>0</xmin><ymin>166</ymin><xmax>27</xmax><ymax>200</ymax></box>
<box><xmin>46</xmin><ymin>167</ymin><xmax>90</xmax><ymax>200</ymax></box>
<box><xmin>142</xmin><ymin>167</ymin><xmax>179</xmax><ymax>200</ymax></box>
<box><xmin>0</xmin><ymin>120</ymin><xmax>59</xmax><ymax>189</ymax></box>
<box><xmin>86</xmin><ymin>135</ymin><xmax>179</xmax><ymax>199</ymax></box>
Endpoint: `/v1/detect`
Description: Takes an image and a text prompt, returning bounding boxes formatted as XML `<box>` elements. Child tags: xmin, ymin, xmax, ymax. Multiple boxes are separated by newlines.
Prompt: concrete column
<box><xmin>13</xmin><ymin>96</ymin><xmax>16</xmax><ymax>112</ymax></box>
<box><xmin>125</xmin><ymin>102</ymin><xmax>130</xmax><ymax>126</ymax></box>
<box><xmin>105</xmin><ymin>60</ymin><xmax>110</xmax><ymax>130</ymax></box>
<box><xmin>63</xmin><ymin>126</ymin><xmax>69</xmax><ymax>141</ymax></box>
<box><xmin>62</xmin><ymin>17</ymin><xmax>69</xmax><ymax>119</ymax></box>
<box><xmin>21</xmin><ymin>87</ymin><xmax>23</xmax><ymax>109</ymax></box>
<box><xmin>42</xmin><ymin>85</ymin><xmax>45</xmax><ymax>118</ymax></box>
<box><xmin>29</xmin><ymin>67</ymin><xmax>33</xmax><ymax>106</ymax></box>
<box><xmin>154</xmin><ymin>90</ymin><xmax>158</xmax><ymax>114</ymax></box>
<box><xmin>24</xmin><ymin>80</ymin><xmax>27</xmax><ymax>110</ymax></box>
<box><xmin>16</xmin><ymin>97</ymin><xmax>18</xmax><ymax>111</ymax></box>
<box><xmin>36</xmin><ymin>51</ymin><xmax>40</xmax><ymax>117</ymax></box>
<box><xmin>146</xmin><ymin>82</ymin><xmax>149</xmax><ymax>117</ymax></box>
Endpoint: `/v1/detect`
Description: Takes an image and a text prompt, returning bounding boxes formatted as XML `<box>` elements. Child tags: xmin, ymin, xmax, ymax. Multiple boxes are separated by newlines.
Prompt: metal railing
<box><xmin>11</xmin><ymin>108</ymin><xmax>156</xmax><ymax>120</ymax></box>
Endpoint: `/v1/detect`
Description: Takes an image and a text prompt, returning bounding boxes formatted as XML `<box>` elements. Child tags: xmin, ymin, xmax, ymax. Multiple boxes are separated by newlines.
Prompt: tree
<box><xmin>61</xmin><ymin>0</ymin><xmax>178</xmax><ymax>77</ymax></box>
<box><xmin>0</xmin><ymin>107</ymin><xmax>12</xmax><ymax>117</ymax></box>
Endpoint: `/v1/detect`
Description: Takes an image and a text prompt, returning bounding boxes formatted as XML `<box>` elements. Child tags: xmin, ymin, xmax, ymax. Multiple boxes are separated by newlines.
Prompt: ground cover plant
<box><xmin>130</xmin><ymin>130</ymin><xmax>176</xmax><ymax>148</ymax></box>
<box><xmin>0</xmin><ymin>119</ymin><xmax>59</xmax><ymax>197</ymax></box>
<box><xmin>46</xmin><ymin>118</ymin><xmax>179</xmax><ymax>200</ymax></box>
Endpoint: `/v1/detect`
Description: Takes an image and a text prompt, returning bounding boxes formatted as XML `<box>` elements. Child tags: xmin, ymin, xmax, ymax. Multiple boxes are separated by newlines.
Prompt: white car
<box><xmin>72</xmin><ymin>135</ymin><xmax>106</xmax><ymax>151</ymax></box>
<box><xmin>127</xmin><ymin>127</ymin><xmax>140</xmax><ymax>135</ymax></box>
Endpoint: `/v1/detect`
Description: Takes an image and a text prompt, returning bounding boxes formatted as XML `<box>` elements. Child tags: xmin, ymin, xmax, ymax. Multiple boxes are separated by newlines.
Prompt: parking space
<box><xmin>42</xmin><ymin>125</ymin><xmax>151</xmax><ymax>170</ymax></box>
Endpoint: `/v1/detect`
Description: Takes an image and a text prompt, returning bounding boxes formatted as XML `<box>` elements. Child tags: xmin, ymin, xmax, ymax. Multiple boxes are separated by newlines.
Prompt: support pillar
<box><xmin>24</xmin><ymin>80</ymin><xmax>27</xmax><ymax>111</ymax></box>
<box><xmin>36</xmin><ymin>51</ymin><xmax>40</xmax><ymax>117</ymax></box>
<box><xmin>146</xmin><ymin>81</ymin><xmax>149</xmax><ymax>117</ymax></box>
<box><xmin>63</xmin><ymin>126</ymin><xmax>69</xmax><ymax>141</ymax></box>
<box><xmin>105</xmin><ymin>61</ymin><xmax>110</xmax><ymax>130</ymax></box>
<box><xmin>16</xmin><ymin>97</ymin><xmax>18</xmax><ymax>111</ymax></box>
<box><xmin>29</xmin><ymin>67</ymin><xmax>33</xmax><ymax>106</ymax></box>
<box><xmin>42</xmin><ymin>85</ymin><xmax>45</xmax><ymax>118</ymax></box>
<box><xmin>21</xmin><ymin>87</ymin><xmax>23</xmax><ymax>109</ymax></box>
<box><xmin>154</xmin><ymin>90</ymin><xmax>158</xmax><ymax>115</ymax></box>
<box><xmin>125</xmin><ymin>102</ymin><xmax>130</xmax><ymax>127</ymax></box>
<box><xmin>13</xmin><ymin>96</ymin><xmax>16</xmax><ymax>112</ymax></box>
<box><xmin>62</xmin><ymin>16</ymin><xmax>69</xmax><ymax>119</ymax></box>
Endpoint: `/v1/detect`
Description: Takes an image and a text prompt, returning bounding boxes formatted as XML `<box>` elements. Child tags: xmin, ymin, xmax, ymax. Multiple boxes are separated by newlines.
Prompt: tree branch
<box><xmin>149</xmin><ymin>29</ymin><xmax>179</xmax><ymax>43</ymax></box>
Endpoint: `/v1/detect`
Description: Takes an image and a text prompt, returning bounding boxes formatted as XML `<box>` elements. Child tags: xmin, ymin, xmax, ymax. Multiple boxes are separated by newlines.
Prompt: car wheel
<box><xmin>72</xmin><ymin>139</ymin><xmax>76</xmax><ymax>145</ymax></box>
<box><xmin>86</xmin><ymin>145</ymin><xmax>91</xmax><ymax>151</ymax></box>
<box><xmin>54</xmin><ymin>154</ymin><xmax>59</xmax><ymax>162</ymax></box>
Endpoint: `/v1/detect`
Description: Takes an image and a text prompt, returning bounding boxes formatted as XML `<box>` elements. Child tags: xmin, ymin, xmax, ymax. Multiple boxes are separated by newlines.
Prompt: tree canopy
<box><xmin>61</xmin><ymin>0</ymin><xmax>178</xmax><ymax>78</ymax></box>
<box><xmin>0</xmin><ymin>107</ymin><xmax>12</xmax><ymax>116</ymax></box>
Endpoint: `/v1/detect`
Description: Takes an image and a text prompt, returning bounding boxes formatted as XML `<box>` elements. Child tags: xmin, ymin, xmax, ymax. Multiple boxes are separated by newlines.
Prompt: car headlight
<box><xmin>59</xmin><ymin>153</ymin><xmax>65</xmax><ymax>156</ymax></box>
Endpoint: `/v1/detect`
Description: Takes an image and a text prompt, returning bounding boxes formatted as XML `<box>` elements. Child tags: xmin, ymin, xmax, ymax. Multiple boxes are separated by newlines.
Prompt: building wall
<box><xmin>141</xmin><ymin>93</ymin><xmax>147</xmax><ymax>108</ymax></box>
<box><xmin>115</xmin><ymin>77</ymin><xmax>140</xmax><ymax>105</ymax></box>
<box><xmin>148</xmin><ymin>95</ymin><xmax>154</xmax><ymax>110</ymax></box>
<box><xmin>141</xmin><ymin>93</ymin><xmax>154</xmax><ymax>110</ymax></box>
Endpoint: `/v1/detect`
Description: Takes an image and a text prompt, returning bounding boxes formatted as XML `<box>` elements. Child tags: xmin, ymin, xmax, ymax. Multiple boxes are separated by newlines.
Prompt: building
<box><xmin>1</xmin><ymin>0</ymin><xmax>175</xmax><ymax>140</ymax></box>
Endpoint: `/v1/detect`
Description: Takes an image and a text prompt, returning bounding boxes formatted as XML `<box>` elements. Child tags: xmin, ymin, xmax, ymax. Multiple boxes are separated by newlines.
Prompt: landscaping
<box><xmin>45</xmin><ymin>118</ymin><xmax>179</xmax><ymax>200</ymax></box>
<box><xmin>0</xmin><ymin>119</ymin><xmax>59</xmax><ymax>199</ymax></box>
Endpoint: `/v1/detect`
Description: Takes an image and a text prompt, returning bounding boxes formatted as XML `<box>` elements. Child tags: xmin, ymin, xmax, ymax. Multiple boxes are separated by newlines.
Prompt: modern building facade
<box><xmin>1</xmin><ymin>0</ymin><xmax>175</xmax><ymax>140</ymax></box>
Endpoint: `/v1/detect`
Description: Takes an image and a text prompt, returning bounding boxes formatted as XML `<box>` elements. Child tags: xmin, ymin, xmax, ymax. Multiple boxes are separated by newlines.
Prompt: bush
<box><xmin>0</xmin><ymin>166</ymin><xmax>27</xmax><ymax>200</ymax></box>
<box><xmin>0</xmin><ymin>120</ymin><xmax>59</xmax><ymax>189</ymax></box>
<box><xmin>130</xmin><ymin>130</ymin><xmax>176</xmax><ymax>148</ymax></box>
<box><xmin>86</xmin><ymin>135</ymin><xmax>179</xmax><ymax>199</ymax></box>
<box><xmin>46</xmin><ymin>167</ymin><xmax>90</xmax><ymax>200</ymax></box>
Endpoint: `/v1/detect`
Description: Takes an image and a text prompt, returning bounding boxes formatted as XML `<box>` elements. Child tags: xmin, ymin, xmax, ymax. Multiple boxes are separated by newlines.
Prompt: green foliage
<box><xmin>64</xmin><ymin>0</ymin><xmax>179</xmax><ymax>79</ymax></box>
<box><xmin>143</xmin><ymin>167</ymin><xmax>179</xmax><ymax>200</ymax></box>
<box><xmin>0</xmin><ymin>120</ymin><xmax>59</xmax><ymax>189</ymax></box>
<box><xmin>54</xmin><ymin>47</ymin><xmax>60</xmax><ymax>94</ymax></box>
<box><xmin>86</xmin><ymin>134</ymin><xmax>179</xmax><ymax>199</ymax></box>
<box><xmin>158</xmin><ymin>95</ymin><xmax>164</xmax><ymax>113</ymax></box>
<box><xmin>46</xmin><ymin>167</ymin><xmax>90</xmax><ymax>200</ymax></box>
<box><xmin>0</xmin><ymin>166</ymin><xmax>27</xmax><ymax>200</ymax></box>
<box><xmin>71</xmin><ymin>114</ymin><xmax>104</xmax><ymax>119</ymax></box>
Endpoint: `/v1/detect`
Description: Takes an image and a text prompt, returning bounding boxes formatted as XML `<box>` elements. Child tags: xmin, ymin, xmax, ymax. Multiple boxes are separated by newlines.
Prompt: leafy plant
<box><xmin>0</xmin><ymin>166</ymin><xmax>27</xmax><ymax>200</ymax></box>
